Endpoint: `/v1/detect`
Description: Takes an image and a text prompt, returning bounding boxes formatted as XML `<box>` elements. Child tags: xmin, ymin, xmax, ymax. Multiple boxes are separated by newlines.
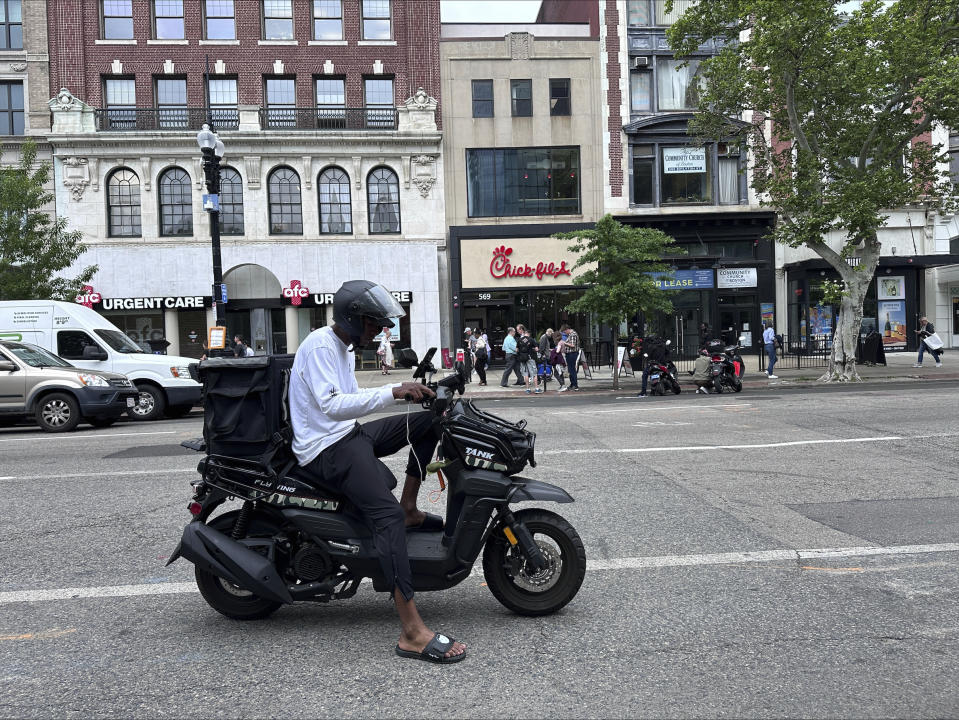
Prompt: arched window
<box><xmin>318</xmin><ymin>166</ymin><xmax>352</xmax><ymax>234</ymax></box>
<box><xmin>268</xmin><ymin>166</ymin><xmax>303</xmax><ymax>235</ymax></box>
<box><xmin>107</xmin><ymin>168</ymin><xmax>141</xmax><ymax>237</ymax></box>
<box><xmin>158</xmin><ymin>167</ymin><xmax>193</xmax><ymax>236</ymax></box>
<box><xmin>367</xmin><ymin>166</ymin><xmax>400</xmax><ymax>234</ymax></box>
<box><xmin>219</xmin><ymin>167</ymin><xmax>244</xmax><ymax>235</ymax></box>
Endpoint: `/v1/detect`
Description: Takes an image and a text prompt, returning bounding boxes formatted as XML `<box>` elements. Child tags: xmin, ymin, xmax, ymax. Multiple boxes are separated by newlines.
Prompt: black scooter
<box><xmin>644</xmin><ymin>340</ymin><xmax>682</xmax><ymax>395</ymax></box>
<box><xmin>167</xmin><ymin>348</ymin><xmax>586</xmax><ymax>619</ymax></box>
<box><xmin>706</xmin><ymin>339</ymin><xmax>745</xmax><ymax>393</ymax></box>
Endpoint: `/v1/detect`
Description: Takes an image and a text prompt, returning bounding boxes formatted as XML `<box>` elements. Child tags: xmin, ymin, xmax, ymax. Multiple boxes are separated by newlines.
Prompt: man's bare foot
<box><xmin>404</xmin><ymin>507</ymin><xmax>425</xmax><ymax>527</ymax></box>
<box><xmin>397</xmin><ymin>628</ymin><xmax>467</xmax><ymax>659</ymax></box>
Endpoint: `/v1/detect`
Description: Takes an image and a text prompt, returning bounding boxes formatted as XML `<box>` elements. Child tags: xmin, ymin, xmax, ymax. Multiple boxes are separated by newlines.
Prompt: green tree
<box><xmin>0</xmin><ymin>141</ymin><xmax>96</xmax><ymax>301</ymax></box>
<box><xmin>668</xmin><ymin>0</ymin><xmax>959</xmax><ymax>381</ymax></box>
<box><xmin>554</xmin><ymin>214</ymin><xmax>684</xmax><ymax>389</ymax></box>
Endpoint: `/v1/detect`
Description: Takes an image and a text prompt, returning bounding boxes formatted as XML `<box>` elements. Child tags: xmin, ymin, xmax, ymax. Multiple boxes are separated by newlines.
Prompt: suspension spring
<box><xmin>232</xmin><ymin>500</ymin><xmax>254</xmax><ymax>539</ymax></box>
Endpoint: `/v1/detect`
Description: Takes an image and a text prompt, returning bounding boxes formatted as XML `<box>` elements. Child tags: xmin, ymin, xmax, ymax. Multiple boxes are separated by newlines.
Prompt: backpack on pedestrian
<box><xmin>516</xmin><ymin>334</ymin><xmax>533</xmax><ymax>363</ymax></box>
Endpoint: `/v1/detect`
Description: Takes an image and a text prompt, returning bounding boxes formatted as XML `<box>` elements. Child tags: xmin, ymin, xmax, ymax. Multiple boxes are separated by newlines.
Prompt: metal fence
<box><xmin>259</xmin><ymin>107</ymin><xmax>397</xmax><ymax>130</ymax></box>
<box><xmin>95</xmin><ymin>107</ymin><xmax>239</xmax><ymax>131</ymax></box>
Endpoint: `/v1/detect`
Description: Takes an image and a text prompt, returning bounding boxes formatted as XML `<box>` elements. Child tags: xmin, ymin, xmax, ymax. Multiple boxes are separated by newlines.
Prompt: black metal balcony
<box><xmin>259</xmin><ymin>106</ymin><xmax>397</xmax><ymax>130</ymax></box>
<box><xmin>94</xmin><ymin>107</ymin><xmax>240</xmax><ymax>131</ymax></box>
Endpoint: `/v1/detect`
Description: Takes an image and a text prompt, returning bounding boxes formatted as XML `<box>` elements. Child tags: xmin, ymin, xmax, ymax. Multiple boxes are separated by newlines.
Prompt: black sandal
<box><xmin>395</xmin><ymin>632</ymin><xmax>466</xmax><ymax>664</ymax></box>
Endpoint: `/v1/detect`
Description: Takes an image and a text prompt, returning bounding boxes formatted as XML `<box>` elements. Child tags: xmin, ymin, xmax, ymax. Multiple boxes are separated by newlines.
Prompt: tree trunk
<box><xmin>611</xmin><ymin>324</ymin><xmax>620</xmax><ymax>391</ymax></box>
<box><xmin>818</xmin><ymin>246</ymin><xmax>877</xmax><ymax>383</ymax></box>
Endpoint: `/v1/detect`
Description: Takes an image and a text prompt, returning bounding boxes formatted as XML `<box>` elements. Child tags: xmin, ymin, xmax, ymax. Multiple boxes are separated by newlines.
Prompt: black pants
<box><xmin>474</xmin><ymin>354</ymin><xmax>487</xmax><ymax>384</ymax></box>
<box><xmin>500</xmin><ymin>355</ymin><xmax>524</xmax><ymax>386</ymax></box>
<box><xmin>303</xmin><ymin>412</ymin><xmax>439</xmax><ymax>601</ymax></box>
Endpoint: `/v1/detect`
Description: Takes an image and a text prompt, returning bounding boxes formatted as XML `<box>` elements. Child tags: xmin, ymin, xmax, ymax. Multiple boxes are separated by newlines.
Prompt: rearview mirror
<box><xmin>82</xmin><ymin>345</ymin><xmax>108</xmax><ymax>361</ymax></box>
<box><xmin>0</xmin><ymin>360</ymin><xmax>17</xmax><ymax>372</ymax></box>
<box><xmin>395</xmin><ymin>348</ymin><xmax>418</xmax><ymax>369</ymax></box>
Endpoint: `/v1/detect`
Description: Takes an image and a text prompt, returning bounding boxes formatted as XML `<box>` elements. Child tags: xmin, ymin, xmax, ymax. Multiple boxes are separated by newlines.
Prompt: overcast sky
<box><xmin>440</xmin><ymin>0</ymin><xmax>543</xmax><ymax>23</ymax></box>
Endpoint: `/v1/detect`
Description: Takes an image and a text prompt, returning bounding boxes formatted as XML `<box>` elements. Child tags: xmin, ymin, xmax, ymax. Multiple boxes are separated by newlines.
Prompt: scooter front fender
<box><xmin>510</xmin><ymin>477</ymin><xmax>574</xmax><ymax>504</ymax></box>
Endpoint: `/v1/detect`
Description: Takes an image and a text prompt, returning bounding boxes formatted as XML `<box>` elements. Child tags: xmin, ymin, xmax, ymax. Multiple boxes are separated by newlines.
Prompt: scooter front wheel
<box><xmin>483</xmin><ymin>509</ymin><xmax>586</xmax><ymax>616</ymax></box>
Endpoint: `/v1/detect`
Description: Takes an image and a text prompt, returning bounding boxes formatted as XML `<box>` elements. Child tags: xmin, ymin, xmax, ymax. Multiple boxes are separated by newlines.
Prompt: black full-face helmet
<box><xmin>332</xmin><ymin>280</ymin><xmax>405</xmax><ymax>346</ymax></box>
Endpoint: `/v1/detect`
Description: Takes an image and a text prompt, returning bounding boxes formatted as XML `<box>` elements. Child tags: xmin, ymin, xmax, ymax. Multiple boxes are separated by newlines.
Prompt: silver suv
<box><xmin>0</xmin><ymin>341</ymin><xmax>138</xmax><ymax>432</ymax></box>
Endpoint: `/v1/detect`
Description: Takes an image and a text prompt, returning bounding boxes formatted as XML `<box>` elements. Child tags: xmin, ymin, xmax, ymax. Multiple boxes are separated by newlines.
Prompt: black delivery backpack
<box><xmin>200</xmin><ymin>354</ymin><xmax>294</xmax><ymax>468</ymax></box>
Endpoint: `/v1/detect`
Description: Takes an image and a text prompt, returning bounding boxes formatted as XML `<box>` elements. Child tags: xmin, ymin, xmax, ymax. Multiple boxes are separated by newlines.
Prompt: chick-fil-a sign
<box><xmin>489</xmin><ymin>245</ymin><xmax>572</xmax><ymax>281</ymax></box>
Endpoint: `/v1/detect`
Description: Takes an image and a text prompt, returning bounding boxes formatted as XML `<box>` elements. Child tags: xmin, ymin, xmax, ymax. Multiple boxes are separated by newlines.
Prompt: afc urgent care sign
<box><xmin>460</xmin><ymin>238</ymin><xmax>593</xmax><ymax>289</ymax></box>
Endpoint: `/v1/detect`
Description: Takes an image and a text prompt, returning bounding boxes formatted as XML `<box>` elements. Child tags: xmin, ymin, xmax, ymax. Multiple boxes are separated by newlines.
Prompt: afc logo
<box><xmin>75</xmin><ymin>285</ymin><xmax>101</xmax><ymax>308</ymax></box>
<box><xmin>282</xmin><ymin>280</ymin><xmax>310</xmax><ymax>306</ymax></box>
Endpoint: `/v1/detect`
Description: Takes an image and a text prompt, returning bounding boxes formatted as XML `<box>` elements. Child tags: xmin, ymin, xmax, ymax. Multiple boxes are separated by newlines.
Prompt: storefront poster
<box><xmin>877</xmin><ymin>276</ymin><xmax>905</xmax><ymax>300</ymax></box>
<box><xmin>760</xmin><ymin>302</ymin><xmax>774</xmax><ymax>327</ymax></box>
<box><xmin>878</xmin><ymin>300</ymin><xmax>907</xmax><ymax>347</ymax></box>
<box><xmin>717</xmin><ymin>268</ymin><xmax>758</xmax><ymax>288</ymax></box>
<box><xmin>662</xmin><ymin>147</ymin><xmax>707</xmax><ymax>174</ymax></box>
<box><xmin>809</xmin><ymin>305</ymin><xmax>833</xmax><ymax>336</ymax></box>
<box><xmin>650</xmin><ymin>269</ymin><xmax>714</xmax><ymax>290</ymax></box>
<box><xmin>208</xmin><ymin>326</ymin><xmax>227</xmax><ymax>349</ymax></box>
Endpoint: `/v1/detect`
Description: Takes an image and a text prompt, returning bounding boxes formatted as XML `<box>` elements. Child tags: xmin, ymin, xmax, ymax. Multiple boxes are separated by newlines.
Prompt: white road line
<box><xmin>538</xmin><ymin>435</ymin><xmax>908</xmax><ymax>455</ymax></box>
<box><xmin>554</xmin><ymin>403</ymin><xmax>752</xmax><ymax>415</ymax></box>
<box><xmin>0</xmin><ymin>468</ymin><xmax>197</xmax><ymax>481</ymax></box>
<box><xmin>0</xmin><ymin>431</ymin><xmax>177</xmax><ymax>443</ymax></box>
<box><xmin>2</xmin><ymin>542</ymin><xmax>958</xmax><ymax>605</ymax></box>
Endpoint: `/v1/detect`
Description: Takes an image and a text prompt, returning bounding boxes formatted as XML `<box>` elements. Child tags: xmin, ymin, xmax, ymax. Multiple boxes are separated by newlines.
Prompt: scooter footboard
<box><xmin>510</xmin><ymin>478</ymin><xmax>574</xmax><ymax>504</ymax></box>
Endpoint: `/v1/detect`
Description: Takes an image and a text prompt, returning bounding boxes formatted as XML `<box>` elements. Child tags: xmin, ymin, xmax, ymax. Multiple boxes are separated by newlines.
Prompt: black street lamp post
<box><xmin>196</xmin><ymin>123</ymin><xmax>226</xmax><ymax>327</ymax></box>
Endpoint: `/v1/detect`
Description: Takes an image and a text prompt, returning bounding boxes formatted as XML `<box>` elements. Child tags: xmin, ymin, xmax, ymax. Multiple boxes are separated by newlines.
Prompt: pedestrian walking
<box><xmin>551</xmin><ymin>330</ymin><xmax>568</xmax><ymax>391</ymax></box>
<box><xmin>560</xmin><ymin>323</ymin><xmax>581</xmax><ymax>391</ymax></box>
<box><xmin>463</xmin><ymin>327</ymin><xmax>477</xmax><ymax>382</ymax></box>
<box><xmin>515</xmin><ymin>325</ymin><xmax>542</xmax><ymax>394</ymax></box>
<box><xmin>377</xmin><ymin>327</ymin><xmax>394</xmax><ymax>375</ymax></box>
<box><xmin>233</xmin><ymin>335</ymin><xmax>253</xmax><ymax>358</ymax></box>
<box><xmin>499</xmin><ymin>327</ymin><xmax>525</xmax><ymax>387</ymax></box>
<box><xmin>763</xmin><ymin>322</ymin><xmax>778</xmax><ymax>379</ymax></box>
<box><xmin>914</xmin><ymin>316</ymin><xmax>943</xmax><ymax>368</ymax></box>
<box><xmin>473</xmin><ymin>332</ymin><xmax>488</xmax><ymax>385</ymax></box>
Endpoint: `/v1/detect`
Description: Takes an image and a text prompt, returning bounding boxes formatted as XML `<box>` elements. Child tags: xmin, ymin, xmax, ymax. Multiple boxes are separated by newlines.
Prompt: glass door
<box><xmin>719</xmin><ymin>299</ymin><xmax>758</xmax><ymax>351</ymax></box>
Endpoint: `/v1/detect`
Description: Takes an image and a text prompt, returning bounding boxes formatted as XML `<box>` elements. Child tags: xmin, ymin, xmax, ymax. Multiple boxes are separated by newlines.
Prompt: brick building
<box><xmin>45</xmin><ymin>0</ymin><xmax>445</xmax><ymax>360</ymax></box>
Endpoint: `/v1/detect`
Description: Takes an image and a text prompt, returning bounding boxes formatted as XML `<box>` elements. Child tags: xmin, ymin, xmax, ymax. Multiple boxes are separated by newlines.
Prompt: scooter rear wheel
<box><xmin>194</xmin><ymin>511</ymin><xmax>284</xmax><ymax>621</ymax></box>
<box><xmin>483</xmin><ymin>509</ymin><xmax>586</xmax><ymax>616</ymax></box>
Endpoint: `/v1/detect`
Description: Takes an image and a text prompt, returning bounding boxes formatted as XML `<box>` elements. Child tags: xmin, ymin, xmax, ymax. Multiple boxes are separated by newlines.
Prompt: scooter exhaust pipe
<box><xmin>177</xmin><ymin>522</ymin><xmax>294</xmax><ymax>604</ymax></box>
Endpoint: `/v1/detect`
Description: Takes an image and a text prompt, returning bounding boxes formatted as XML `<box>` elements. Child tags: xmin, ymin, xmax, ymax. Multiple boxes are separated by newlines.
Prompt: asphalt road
<box><xmin>1</xmin><ymin>382</ymin><xmax>958</xmax><ymax>718</ymax></box>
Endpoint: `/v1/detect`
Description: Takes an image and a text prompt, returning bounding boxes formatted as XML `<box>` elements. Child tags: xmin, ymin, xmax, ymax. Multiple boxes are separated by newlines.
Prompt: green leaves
<box><xmin>0</xmin><ymin>141</ymin><xmax>96</xmax><ymax>301</ymax></box>
<box><xmin>670</xmin><ymin>0</ymin><xmax>959</xmax><ymax>258</ymax></box>
<box><xmin>553</xmin><ymin>214</ymin><xmax>685</xmax><ymax>326</ymax></box>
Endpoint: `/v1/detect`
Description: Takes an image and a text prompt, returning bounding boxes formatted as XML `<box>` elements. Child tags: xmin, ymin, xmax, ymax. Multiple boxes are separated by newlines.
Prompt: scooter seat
<box><xmin>281</xmin><ymin>464</ymin><xmax>348</xmax><ymax>503</ymax></box>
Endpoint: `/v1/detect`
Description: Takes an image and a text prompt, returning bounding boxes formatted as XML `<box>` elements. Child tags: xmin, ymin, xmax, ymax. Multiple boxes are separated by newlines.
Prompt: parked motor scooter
<box><xmin>644</xmin><ymin>339</ymin><xmax>682</xmax><ymax>395</ymax></box>
<box><xmin>707</xmin><ymin>338</ymin><xmax>746</xmax><ymax>393</ymax></box>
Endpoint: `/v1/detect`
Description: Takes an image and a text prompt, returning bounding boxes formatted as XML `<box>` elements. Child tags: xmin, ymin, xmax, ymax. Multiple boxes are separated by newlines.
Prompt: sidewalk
<box><xmin>354</xmin><ymin>350</ymin><xmax>959</xmax><ymax>398</ymax></box>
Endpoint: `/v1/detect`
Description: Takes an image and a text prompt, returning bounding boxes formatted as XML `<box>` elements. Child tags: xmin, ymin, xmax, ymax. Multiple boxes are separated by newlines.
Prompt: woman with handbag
<box><xmin>377</xmin><ymin>327</ymin><xmax>394</xmax><ymax>374</ymax></box>
<box><xmin>913</xmin><ymin>316</ymin><xmax>943</xmax><ymax>368</ymax></box>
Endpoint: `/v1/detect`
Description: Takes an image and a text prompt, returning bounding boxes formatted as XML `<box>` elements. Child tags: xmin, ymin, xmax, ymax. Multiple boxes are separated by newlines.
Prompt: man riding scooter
<box><xmin>290</xmin><ymin>280</ymin><xmax>467</xmax><ymax>664</ymax></box>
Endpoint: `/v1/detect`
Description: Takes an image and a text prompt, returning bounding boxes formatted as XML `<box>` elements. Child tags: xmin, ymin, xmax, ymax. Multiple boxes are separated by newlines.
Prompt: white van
<box><xmin>0</xmin><ymin>300</ymin><xmax>202</xmax><ymax>421</ymax></box>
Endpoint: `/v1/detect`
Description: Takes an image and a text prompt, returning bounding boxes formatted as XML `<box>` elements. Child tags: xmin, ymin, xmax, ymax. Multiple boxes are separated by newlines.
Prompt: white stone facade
<box><xmin>48</xmin><ymin>89</ymin><xmax>446</xmax><ymax>357</ymax></box>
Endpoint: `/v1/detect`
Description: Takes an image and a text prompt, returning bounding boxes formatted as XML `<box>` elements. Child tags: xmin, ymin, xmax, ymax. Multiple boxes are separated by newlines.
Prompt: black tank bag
<box><xmin>200</xmin><ymin>354</ymin><xmax>294</xmax><ymax>472</ymax></box>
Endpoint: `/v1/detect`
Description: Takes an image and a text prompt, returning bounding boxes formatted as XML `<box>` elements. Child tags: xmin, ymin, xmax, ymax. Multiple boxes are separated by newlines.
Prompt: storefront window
<box><xmin>466</xmin><ymin>147</ymin><xmax>581</xmax><ymax>217</ymax></box>
<box><xmin>103</xmin><ymin>310</ymin><xmax>166</xmax><ymax>353</ymax></box>
<box><xmin>178</xmin><ymin>310</ymin><xmax>207</xmax><ymax>359</ymax></box>
<box><xmin>660</xmin><ymin>146</ymin><xmax>710</xmax><ymax>204</ymax></box>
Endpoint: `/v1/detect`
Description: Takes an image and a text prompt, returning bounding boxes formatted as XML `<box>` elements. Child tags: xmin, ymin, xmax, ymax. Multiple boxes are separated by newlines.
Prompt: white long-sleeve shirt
<box><xmin>291</xmin><ymin>327</ymin><xmax>399</xmax><ymax>465</ymax></box>
<box><xmin>763</xmin><ymin>327</ymin><xmax>776</xmax><ymax>344</ymax></box>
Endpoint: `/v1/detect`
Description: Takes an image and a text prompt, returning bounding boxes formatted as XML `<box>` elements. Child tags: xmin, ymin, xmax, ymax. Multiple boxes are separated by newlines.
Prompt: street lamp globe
<box><xmin>196</xmin><ymin>124</ymin><xmax>217</xmax><ymax>151</ymax></box>
<box><xmin>214</xmin><ymin>137</ymin><xmax>225</xmax><ymax>160</ymax></box>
